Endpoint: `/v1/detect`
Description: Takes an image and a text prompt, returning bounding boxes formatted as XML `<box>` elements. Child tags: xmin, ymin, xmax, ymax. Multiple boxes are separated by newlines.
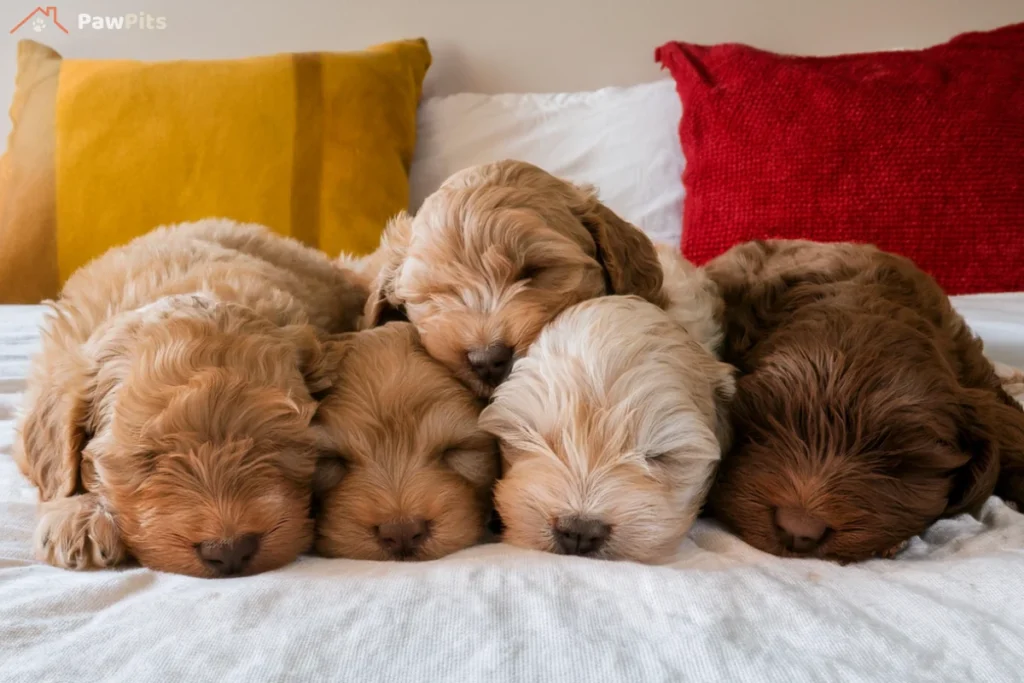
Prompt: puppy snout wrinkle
<box><xmin>774</xmin><ymin>508</ymin><xmax>828</xmax><ymax>553</ymax></box>
<box><xmin>467</xmin><ymin>344</ymin><xmax>514</xmax><ymax>387</ymax></box>
<box><xmin>553</xmin><ymin>516</ymin><xmax>610</xmax><ymax>556</ymax></box>
<box><xmin>376</xmin><ymin>518</ymin><xmax>430</xmax><ymax>558</ymax></box>
<box><xmin>196</xmin><ymin>533</ymin><xmax>262</xmax><ymax>576</ymax></box>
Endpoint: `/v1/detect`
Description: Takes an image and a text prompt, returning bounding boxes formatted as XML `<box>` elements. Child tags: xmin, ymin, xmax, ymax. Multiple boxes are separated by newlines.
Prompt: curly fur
<box><xmin>312</xmin><ymin>322</ymin><xmax>498</xmax><ymax>561</ymax></box>
<box><xmin>361</xmin><ymin>160</ymin><xmax>670</xmax><ymax>397</ymax></box>
<box><xmin>480</xmin><ymin>295</ymin><xmax>735</xmax><ymax>563</ymax></box>
<box><xmin>14</xmin><ymin>219</ymin><xmax>366</xmax><ymax>577</ymax></box>
<box><xmin>705</xmin><ymin>239</ymin><xmax>1024</xmax><ymax>562</ymax></box>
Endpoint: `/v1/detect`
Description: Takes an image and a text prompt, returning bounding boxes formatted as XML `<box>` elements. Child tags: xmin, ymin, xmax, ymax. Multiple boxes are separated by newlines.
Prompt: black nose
<box><xmin>774</xmin><ymin>507</ymin><xmax>829</xmax><ymax>553</ymax></box>
<box><xmin>552</xmin><ymin>516</ymin><xmax>610</xmax><ymax>556</ymax></box>
<box><xmin>376</xmin><ymin>518</ymin><xmax>430</xmax><ymax>559</ymax></box>
<box><xmin>467</xmin><ymin>344</ymin><xmax>514</xmax><ymax>387</ymax></box>
<box><xmin>196</xmin><ymin>533</ymin><xmax>262</xmax><ymax>576</ymax></box>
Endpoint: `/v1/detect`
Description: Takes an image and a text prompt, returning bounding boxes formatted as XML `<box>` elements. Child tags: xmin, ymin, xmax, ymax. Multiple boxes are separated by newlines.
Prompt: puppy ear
<box><xmin>990</xmin><ymin>390</ymin><xmax>1024</xmax><ymax>510</ymax></box>
<box><xmin>363</xmin><ymin>212</ymin><xmax>412</xmax><ymax>328</ymax></box>
<box><xmin>570</xmin><ymin>186</ymin><xmax>664</xmax><ymax>302</ymax></box>
<box><xmin>15</xmin><ymin>311</ymin><xmax>98</xmax><ymax>501</ymax></box>
<box><xmin>293</xmin><ymin>331</ymin><xmax>355</xmax><ymax>406</ymax></box>
<box><xmin>312</xmin><ymin>456</ymin><xmax>347</xmax><ymax>495</ymax></box>
<box><xmin>945</xmin><ymin>389</ymin><xmax>1006</xmax><ymax>515</ymax></box>
<box><xmin>445</xmin><ymin>444</ymin><xmax>500</xmax><ymax>490</ymax></box>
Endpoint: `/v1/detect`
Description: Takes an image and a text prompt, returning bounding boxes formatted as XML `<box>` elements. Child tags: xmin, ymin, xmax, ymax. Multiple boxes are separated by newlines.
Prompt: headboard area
<box><xmin>3</xmin><ymin>0</ymin><xmax>1023</xmax><ymax>101</ymax></box>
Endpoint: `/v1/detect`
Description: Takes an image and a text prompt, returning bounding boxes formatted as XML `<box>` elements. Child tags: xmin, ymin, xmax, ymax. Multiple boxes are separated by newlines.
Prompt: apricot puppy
<box><xmin>480</xmin><ymin>296</ymin><xmax>735</xmax><ymax>563</ymax></box>
<box><xmin>313</xmin><ymin>322</ymin><xmax>499</xmax><ymax>561</ymax></box>
<box><xmin>363</xmin><ymin>159</ymin><xmax>668</xmax><ymax>397</ymax></box>
<box><xmin>15</xmin><ymin>220</ymin><xmax>365</xmax><ymax>577</ymax></box>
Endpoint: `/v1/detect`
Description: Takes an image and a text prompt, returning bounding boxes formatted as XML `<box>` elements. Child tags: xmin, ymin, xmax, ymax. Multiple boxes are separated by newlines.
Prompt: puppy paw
<box><xmin>34</xmin><ymin>494</ymin><xmax>127</xmax><ymax>570</ymax></box>
<box><xmin>878</xmin><ymin>539</ymin><xmax>909</xmax><ymax>559</ymax></box>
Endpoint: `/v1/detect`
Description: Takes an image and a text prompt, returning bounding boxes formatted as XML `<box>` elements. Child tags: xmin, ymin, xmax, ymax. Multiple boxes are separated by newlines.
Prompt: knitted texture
<box><xmin>655</xmin><ymin>22</ymin><xmax>1024</xmax><ymax>295</ymax></box>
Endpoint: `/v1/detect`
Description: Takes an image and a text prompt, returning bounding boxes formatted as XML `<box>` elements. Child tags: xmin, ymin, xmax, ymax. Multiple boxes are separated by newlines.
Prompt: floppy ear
<box><xmin>296</xmin><ymin>335</ymin><xmax>357</xmax><ymax>506</ymax></box>
<box><xmin>292</xmin><ymin>331</ymin><xmax>355</xmax><ymax>408</ymax></box>
<box><xmin>444</xmin><ymin>440</ymin><xmax>501</xmax><ymax>490</ymax></box>
<box><xmin>945</xmin><ymin>389</ymin><xmax>1006</xmax><ymax>516</ymax></box>
<box><xmin>991</xmin><ymin>391</ymin><xmax>1024</xmax><ymax>510</ymax></box>
<box><xmin>569</xmin><ymin>185</ymin><xmax>665</xmax><ymax>302</ymax></box>
<box><xmin>15</xmin><ymin>314</ymin><xmax>97</xmax><ymax>501</ymax></box>
<box><xmin>363</xmin><ymin>212</ymin><xmax>412</xmax><ymax>328</ymax></box>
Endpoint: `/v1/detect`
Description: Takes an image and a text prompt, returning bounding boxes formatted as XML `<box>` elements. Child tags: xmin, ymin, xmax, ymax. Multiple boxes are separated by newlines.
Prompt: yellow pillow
<box><xmin>0</xmin><ymin>38</ymin><xmax>431</xmax><ymax>303</ymax></box>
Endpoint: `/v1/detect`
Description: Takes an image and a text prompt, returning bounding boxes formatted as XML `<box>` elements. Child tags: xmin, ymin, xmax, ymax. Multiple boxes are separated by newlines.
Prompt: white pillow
<box><xmin>408</xmin><ymin>79</ymin><xmax>685</xmax><ymax>248</ymax></box>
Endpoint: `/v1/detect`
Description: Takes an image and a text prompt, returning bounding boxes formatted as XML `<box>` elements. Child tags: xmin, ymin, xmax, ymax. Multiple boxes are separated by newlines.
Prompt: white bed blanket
<box><xmin>2</xmin><ymin>296</ymin><xmax>1024</xmax><ymax>683</ymax></box>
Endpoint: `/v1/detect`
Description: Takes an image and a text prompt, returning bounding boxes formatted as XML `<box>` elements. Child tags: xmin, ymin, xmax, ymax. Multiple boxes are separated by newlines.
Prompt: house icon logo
<box><xmin>10</xmin><ymin>6</ymin><xmax>69</xmax><ymax>34</ymax></box>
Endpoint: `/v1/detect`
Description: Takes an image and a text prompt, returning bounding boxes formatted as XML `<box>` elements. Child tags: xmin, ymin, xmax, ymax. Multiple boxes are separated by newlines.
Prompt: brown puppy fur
<box><xmin>363</xmin><ymin>160</ymin><xmax>667</xmax><ymax>397</ymax></box>
<box><xmin>705</xmin><ymin>239</ymin><xmax>1024</xmax><ymax>563</ymax></box>
<box><xmin>15</xmin><ymin>219</ymin><xmax>366</xmax><ymax>577</ymax></box>
<box><xmin>313</xmin><ymin>322</ymin><xmax>498</xmax><ymax>561</ymax></box>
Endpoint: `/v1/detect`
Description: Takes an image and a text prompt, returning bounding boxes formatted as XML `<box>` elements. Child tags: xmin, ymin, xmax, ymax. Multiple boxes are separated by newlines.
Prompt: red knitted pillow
<box><xmin>655</xmin><ymin>23</ymin><xmax>1024</xmax><ymax>295</ymax></box>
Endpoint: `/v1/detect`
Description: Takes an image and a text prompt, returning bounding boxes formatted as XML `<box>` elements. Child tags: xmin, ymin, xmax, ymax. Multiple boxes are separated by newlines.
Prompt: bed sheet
<box><xmin>1</xmin><ymin>298</ymin><xmax>1023</xmax><ymax>683</ymax></box>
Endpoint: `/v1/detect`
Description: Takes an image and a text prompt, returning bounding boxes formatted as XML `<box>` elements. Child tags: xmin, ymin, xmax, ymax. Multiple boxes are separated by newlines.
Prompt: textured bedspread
<box><xmin>2</xmin><ymin>298</ymin><xmax>1023</xmax><ymax>683</ymax></box>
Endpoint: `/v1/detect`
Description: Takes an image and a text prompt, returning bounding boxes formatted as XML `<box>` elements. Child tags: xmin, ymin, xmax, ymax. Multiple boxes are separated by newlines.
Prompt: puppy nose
<box><xmin>775</xmin><ymin>507</ymin><xmax>829</xmax><ymax>553</ymax></box>
<box><xmin>376</xmin><ymin>518</ymin><xmax>430</xmax><ymax>558</ymax></box>
<box><xmin>196</xmin><ymin>533</ymin><xmax>261</xmax><ymax>576</ymax></box>
<box><xmin>553</xmin><ymin>516</ymin><xmax>611</xmax><ymax>556</ymax></box>
<box><xmin>467</xmin><ymin>344</ymin><xmax>514</xmax><ymax>386</ymax></box>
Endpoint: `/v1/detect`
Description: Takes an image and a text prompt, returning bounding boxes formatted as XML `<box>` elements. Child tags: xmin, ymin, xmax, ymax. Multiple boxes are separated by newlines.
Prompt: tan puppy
<box><xmin>363</xmin><ymin>160</ymin><xmax>668</xmax><ymax>397</ymax></box>
<box><xmin>15</xmin><ymin>219</ymin><xmax>365</xmax><ymax>577</ymax></box>
<box><xmin>313</xmin><ymin>322</ymin><xmax>498</xmax><ymax>561</ymax></box>
<box><xmin>480</xmin><ymin>295</ymin><xmax>735</xmax><ymax>563</ymax></box>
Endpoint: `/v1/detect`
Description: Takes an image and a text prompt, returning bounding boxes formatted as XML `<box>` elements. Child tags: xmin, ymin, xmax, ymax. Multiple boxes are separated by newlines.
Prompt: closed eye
<box><xmin>646</xmin><ymin>452</ymin><xmax>671</xmax><ymax>464</ymax></box>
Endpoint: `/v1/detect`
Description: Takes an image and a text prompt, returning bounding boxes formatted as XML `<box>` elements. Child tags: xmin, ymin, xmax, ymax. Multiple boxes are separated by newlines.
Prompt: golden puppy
<box><xmin>14</xmin><ymin>219</ymin><xmax>366</xmax><ymax>577</ymax></box>
<box><xmin>480</xmin><ymin>295</ymin><xmax>735</xmax><ymax>563</ymax></box>
<box><xmin>313</xmin><ymin>322</ymin><xmax>499</xmax><ymax>561</ymax></box>
<box><xmin>363</xmin><ymin>160</ymin><xmax>668</xmax><ymax>397</ymax></box>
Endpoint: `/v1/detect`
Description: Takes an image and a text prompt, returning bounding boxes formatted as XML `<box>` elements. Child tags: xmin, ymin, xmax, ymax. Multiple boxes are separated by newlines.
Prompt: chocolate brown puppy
<box><xmin>705</xmin><ymin>239</ymin><xmax>1024</xmax><ymax>562</ymax></box>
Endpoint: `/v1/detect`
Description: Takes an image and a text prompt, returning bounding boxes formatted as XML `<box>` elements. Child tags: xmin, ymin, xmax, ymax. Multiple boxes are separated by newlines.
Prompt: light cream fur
<box><xmin>655</xmin><ymin>242</ymin><xmax>725</xmax><ymax>355</ymax></box>
<box><xmin>14</xmin><ymin>219</ymin><xmax>366</xmax><ymax>577</ymax></box>
<box><xmin>480</xmin><ymin>295</ymin><xmax>736</xmax><ymax>563</ymax></box>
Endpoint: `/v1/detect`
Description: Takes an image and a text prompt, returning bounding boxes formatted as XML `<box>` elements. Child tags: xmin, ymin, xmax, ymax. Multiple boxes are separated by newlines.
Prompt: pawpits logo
<box><xmin>78</xmin><ymin>11</ymin><xmax>167</xmax><ymax>30</ymax></box>
<box><xmin>10</xmin><ymin>6</ymin><xmax>167</xmax><ymax>34</ymax></box>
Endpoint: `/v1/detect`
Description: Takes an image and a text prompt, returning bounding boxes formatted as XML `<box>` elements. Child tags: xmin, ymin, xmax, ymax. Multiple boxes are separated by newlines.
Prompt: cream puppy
<box><xmin>480</xmin><ymin>295</ymin><xmax>735</xmax><ymax>563</ymax></box>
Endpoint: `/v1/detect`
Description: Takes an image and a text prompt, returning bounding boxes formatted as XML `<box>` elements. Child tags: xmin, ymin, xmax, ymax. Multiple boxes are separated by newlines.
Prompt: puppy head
<box><xmin>22</xmin><ymin>295</ymin><xmax>334</xmax><ymax>577</ymax></box>
<box><xmin>363</xmin><ymin>160</ymin><xmax>665</xmax><ymax>397</ymax></box>
<box><xmin>313</xmin><ymin>322</ymin><xmax>498</xmax><ymax>561</ymax></box>
<box><xmin>711</xmin><ymin>309</ymin><xmax>1000</xmax><ymax>563</ymax></box>
<box><xmin>481</xmin><ymin>296</ymin><xmax>734</xmax><ymax>563</ymax></box>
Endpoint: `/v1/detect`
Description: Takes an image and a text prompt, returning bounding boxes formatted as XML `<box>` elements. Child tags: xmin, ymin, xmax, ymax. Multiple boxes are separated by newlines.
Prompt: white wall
<box><xmin>1</xmin><ymin>0</ymin><xmax>1023</xmax><ymax>140</ymax></box>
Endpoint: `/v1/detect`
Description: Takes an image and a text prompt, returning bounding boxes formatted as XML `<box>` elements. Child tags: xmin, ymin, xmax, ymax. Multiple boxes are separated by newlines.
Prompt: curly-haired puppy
<box><xmin>705</xmin><ymin>239</ymin><xmax>1024</xmax><ymax>563</ymax></box>
<box><xmin>14</xmin><ymin>219</ymin><xmax>366</xmax><ymax>577</ymax></box>
<box><xmin>480</xmin><ymin>294</ymin><xmax>735</xmax><ymax>563</ymax></box>
<box><xmin>313</xmin><ymin>322</ymin><xmax>498</xmax><ymax>561</ymax></box>
<box><xmin>362</xmin><ymin>159</ymin><xmax>669</xmax><ymax>397</ymax></box>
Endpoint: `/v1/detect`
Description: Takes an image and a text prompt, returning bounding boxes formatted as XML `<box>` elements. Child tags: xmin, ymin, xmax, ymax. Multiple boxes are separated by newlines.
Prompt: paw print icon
<box><xmin>32</xmin><ymin>16</ymin><xmax>46</xmax><ymax>32</ymax></box>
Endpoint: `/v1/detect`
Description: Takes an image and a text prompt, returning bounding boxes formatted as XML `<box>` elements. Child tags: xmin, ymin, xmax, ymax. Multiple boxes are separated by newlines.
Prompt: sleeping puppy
<box><xmin>362</xmin><ymin>159</ymin><xmax>668</xmax><ymax>397</ymax></box>
<box><xmin>480</xmin><ymin>292</ymin><xmax>735</xmax><ymax>563</ymax></box>
<box><xmin>312</xmin><ymin>322</ymin><xmax>498</xmax><ymax>561</ymax></box>
<box><xmin>705</xmin><ymin>239</ymin><xmax>1024</xmax><ymax>563</ymax></box>
<box><xmin>14</xmin><ymin>220</ymin><xmax>366</xmax><ymax>577</ymax></box>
